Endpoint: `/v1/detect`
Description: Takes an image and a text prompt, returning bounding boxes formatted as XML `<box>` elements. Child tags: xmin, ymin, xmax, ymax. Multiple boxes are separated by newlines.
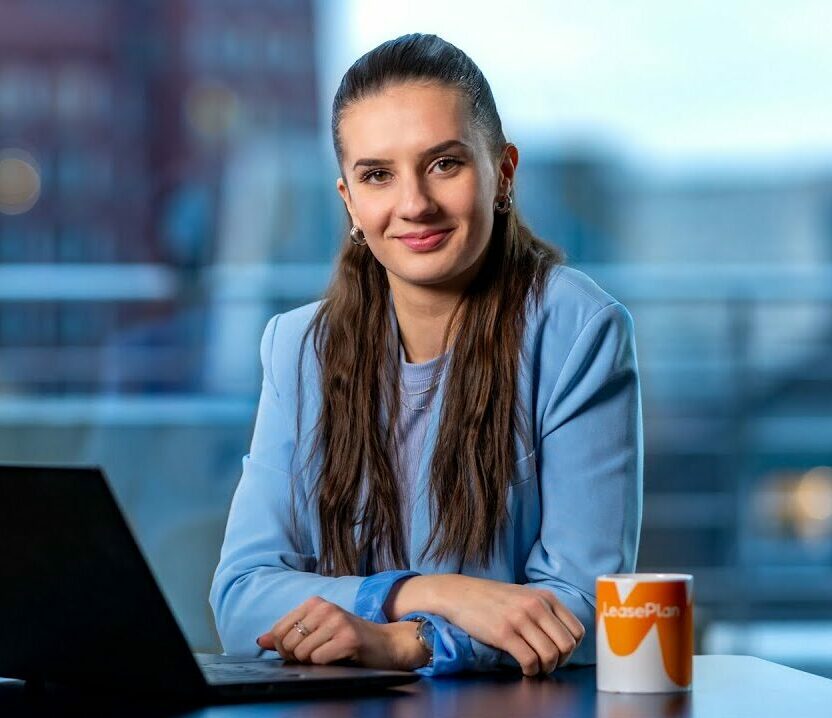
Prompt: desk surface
<box><xmin>2</xmin><ymin>655</ymin><xmax>831</xmax><ymax>718</ymax></box>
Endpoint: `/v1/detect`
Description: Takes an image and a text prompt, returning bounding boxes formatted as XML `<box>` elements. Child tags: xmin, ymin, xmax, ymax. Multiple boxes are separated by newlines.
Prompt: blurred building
<box><xmin>520</xmin><ymin>155</ymin><xmax>832</xmax><ymax>659</ymax></box>
<box><xmin>0</xmin><ymin>0</ymin><xmax>327</xmax><ymax>649</ymax></box>
<box><xmin>0</xmin><ymin>0</ymin><xmax>325</xmax><ymax>393</ymax></box>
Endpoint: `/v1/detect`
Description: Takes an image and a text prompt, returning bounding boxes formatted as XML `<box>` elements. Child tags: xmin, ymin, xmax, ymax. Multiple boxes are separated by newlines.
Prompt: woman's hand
<box><xmin>446</xmin><ymin>576</ymin><xmax>585</xmax><ymax>675</ymax></box>
<box><xmin>256</xmin><ymin>596</ymin><xmax>429</xmax><ymax>671</ymax></box>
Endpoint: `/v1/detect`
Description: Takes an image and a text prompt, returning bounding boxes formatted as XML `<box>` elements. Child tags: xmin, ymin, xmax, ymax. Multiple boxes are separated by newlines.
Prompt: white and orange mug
<box><xmin>596</xmin><ymin>573</ymin><xmax>694</xmax><ymax>693</ymax></box>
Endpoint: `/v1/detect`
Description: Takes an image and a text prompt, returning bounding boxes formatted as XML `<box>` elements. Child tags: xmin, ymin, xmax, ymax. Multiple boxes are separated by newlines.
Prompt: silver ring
<box><xmin>293</xmin><ymin>620</ymin><xmax>311</xmax><ymax>637</ymax></box>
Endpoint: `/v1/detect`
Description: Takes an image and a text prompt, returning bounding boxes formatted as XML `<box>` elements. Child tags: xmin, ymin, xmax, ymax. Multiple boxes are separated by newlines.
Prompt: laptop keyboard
<box><xmin>200</xmin><ymin>660</ymin><xmax>305</xmax><ymax>685</ymax></box>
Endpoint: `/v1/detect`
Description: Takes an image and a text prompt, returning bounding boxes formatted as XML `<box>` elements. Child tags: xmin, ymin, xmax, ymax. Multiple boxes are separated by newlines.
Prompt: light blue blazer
<box><xmin>209</xmin><ymin>265</ymin><xmax>643</xmax><ymax>675</ymax></box>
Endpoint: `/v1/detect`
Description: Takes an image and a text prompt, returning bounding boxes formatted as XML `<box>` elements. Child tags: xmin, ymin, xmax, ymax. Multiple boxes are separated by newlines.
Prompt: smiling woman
<box><xmin>210</xmin><ymin>33</ymin><xmax>643</xmax><ymax>678</ymax></box>
<box><xmin>336</xmin><ymin>85</ymin><xmax>505</xmax><ymax>305</ymax></box>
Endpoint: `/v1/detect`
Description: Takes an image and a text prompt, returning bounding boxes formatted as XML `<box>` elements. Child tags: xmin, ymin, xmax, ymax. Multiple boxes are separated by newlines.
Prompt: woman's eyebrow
<box><xmin>352</xmin><ymin>139</ymin><xmax>471</xmax><ymax>170</ymax></box>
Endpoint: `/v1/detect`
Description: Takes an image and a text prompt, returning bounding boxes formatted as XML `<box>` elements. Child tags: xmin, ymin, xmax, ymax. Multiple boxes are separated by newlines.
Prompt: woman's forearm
<box><xmin>382</xmin><ymin>574</ymin><xmax>464</xmax><ymax>621</ymax></box>
<box><xmin>385</xmin><ymin>620</ymin><xmax>433</xmax><ymax>670</ymax></box>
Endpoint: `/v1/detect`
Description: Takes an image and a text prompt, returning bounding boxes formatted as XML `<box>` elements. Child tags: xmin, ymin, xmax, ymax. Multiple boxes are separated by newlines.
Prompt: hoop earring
<box><xmin>494</xmin><ymin>194</ymin><xmax>513</xmax><ymax>214</ymax></box>
<box><xmin>350</xmin><ymin>226</ymin><xmax>367</xmax><ymax>246</ymax></box>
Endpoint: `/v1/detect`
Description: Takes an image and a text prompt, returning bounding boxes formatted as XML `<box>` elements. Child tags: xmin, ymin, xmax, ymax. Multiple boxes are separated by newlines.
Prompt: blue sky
<box><xmin>317</xmin><ymin>0</ymin><xmax>832</xmax><ymax>172</ymax></box>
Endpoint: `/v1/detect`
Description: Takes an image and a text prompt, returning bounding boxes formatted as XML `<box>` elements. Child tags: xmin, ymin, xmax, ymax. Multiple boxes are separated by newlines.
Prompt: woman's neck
<box><xmin>389</xmin><ymin>279</ymin><xmax>460</xmax><ymax>364</ymax></box>
<box><xmin>387</xmin><ymin>249</ymin><xmax>487</xmax><ymax>363</ymax></box>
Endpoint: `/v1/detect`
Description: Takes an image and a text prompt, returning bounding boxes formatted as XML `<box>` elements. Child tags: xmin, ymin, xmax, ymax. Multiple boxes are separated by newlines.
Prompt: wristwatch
<box><xmin>406</xmin><ymin>616</ymin><xmax>434</xmax><ymax>668</ymax></box>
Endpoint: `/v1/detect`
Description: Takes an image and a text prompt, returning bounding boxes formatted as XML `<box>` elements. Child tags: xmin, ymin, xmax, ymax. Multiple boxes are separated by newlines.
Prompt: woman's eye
<box><xmin>434</xmin><ymin>157</ymin><xmax>461</xmax><ymax>173</ymax></box>
<box><xmin>362</xmin><ymin>169</ymin><xmax>390</xmax><ymax>184</ymax></box>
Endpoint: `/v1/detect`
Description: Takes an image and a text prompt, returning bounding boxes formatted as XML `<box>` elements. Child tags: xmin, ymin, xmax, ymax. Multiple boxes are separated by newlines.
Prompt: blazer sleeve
<box><xmin>465</xmin><ymin>301</ymin><xmax>643</xmax><ymax>671</ymax></box>
<box><xmin>210</xmin><ymin>315</ymin><xmax>412</xmax><ymax>654</ymax></box>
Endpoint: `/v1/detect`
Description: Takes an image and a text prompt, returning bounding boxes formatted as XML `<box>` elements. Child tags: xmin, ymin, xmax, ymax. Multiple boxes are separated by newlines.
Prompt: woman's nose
<box><xmin>395</xmin><ymin>175</ymin><xmax>438</xmax><ymax>221</ymax></box>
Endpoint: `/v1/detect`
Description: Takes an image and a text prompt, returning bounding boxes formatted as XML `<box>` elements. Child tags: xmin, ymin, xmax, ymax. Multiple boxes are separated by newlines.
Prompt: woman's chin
<box><xmin>389</xmin><ymin>267</ymin><xmax>463</xmax><ymax>289</ymax></box>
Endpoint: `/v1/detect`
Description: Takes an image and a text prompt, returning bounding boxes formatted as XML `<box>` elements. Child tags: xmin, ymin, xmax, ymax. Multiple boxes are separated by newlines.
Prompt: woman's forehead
<box><xmin>339</xmin><ymin>83</ymin><xmax>478</xmax><ymax>161</ymax></box>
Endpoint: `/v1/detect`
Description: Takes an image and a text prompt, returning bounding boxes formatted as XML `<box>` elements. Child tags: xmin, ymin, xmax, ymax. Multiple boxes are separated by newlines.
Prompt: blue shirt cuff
<box><xmin>354</xmin><ymin>569</ymin><xmax>420</xmax><ymax>623</ymax></box>
<box><xmin>400</xmin><ymin>611</ymin><xmax>476</xmax><ymax>676</ymax></box>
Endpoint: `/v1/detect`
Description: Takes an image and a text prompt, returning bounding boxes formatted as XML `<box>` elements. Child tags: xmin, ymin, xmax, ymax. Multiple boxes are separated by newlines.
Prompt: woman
<box><xmin>210</xmin><ymin>33</ymin><xmax>642</xmax><ymax>677</ymax></box>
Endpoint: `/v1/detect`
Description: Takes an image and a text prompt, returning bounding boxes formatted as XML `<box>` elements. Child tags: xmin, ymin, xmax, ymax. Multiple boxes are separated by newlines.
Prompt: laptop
<box><xmin>0</xmin><ymin>464</ymin><xmax>419</xmax><ymax>702</ymax></box>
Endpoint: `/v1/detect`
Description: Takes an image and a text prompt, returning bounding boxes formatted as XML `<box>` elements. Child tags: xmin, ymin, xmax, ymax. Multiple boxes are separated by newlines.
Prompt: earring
<box><xmin>350</xmin><ymin>226</ymin><xmax>367</xmax><ymax>246</ymax></box>
<box><xmin>494</xmin><ymin>194</ymin><xmax>513</xmax><ymax>214</ymax></box>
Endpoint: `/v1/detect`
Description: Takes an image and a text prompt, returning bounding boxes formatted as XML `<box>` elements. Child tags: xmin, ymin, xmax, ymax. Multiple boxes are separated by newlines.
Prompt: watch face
<box><xmin>419</xmin><ymin>619</ymin><xmax>436</xmax><ymax>648</ymax></box>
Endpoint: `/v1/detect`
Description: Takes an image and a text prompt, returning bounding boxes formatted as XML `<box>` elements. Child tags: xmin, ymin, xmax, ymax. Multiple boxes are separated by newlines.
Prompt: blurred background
<box><xmin>1</xmin><ymin>0</ymin><xmax>831</xmax><ymax>676</ymax></box>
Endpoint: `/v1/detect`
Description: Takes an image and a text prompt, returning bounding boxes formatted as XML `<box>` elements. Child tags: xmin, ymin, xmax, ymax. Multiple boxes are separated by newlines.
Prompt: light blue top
<box><xmin>209</xmin><ymin>265</ymin><xmax>643</xmax><ymax>675</ymax></box>
<box><xmin>394</xmin><ymin>336</ymin><xmax>447</xmax><ymax>566</ymax></box>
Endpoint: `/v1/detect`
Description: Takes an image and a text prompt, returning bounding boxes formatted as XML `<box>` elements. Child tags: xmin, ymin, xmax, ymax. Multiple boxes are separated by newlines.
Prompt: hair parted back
<box><xmin>298</xmin><ymin>33</ymin><xmax>564</xmax><ymax>576</ymax></box>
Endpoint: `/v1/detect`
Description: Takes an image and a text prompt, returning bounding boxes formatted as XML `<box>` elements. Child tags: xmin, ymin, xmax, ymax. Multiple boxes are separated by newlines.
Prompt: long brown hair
<box><xmin>298</xmin><ymin>34</ymin><xmax>563</xmax><ymax>576</ymax></box>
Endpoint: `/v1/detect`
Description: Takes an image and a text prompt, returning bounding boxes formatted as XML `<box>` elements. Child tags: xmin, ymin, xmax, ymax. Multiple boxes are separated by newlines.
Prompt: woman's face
<box><xmin>336</xmin><ymin>82</ymin><xmax>517</xmax><ymax>293</ymax></box>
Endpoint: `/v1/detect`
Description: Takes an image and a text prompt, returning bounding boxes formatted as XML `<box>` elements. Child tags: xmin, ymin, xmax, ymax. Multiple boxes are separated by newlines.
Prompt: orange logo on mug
<box><xmin>596</xmin><ymin>574</ymin><xmax>694</xmax><ymax>693</ymax></box>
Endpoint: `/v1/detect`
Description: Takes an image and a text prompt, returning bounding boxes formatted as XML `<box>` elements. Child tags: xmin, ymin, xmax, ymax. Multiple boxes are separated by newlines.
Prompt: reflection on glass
<box><xmin>350</xmin><ymin>674</ymin><xmax>581</xmax><ymax>718</ymax></box>
<box><xmin>595</xmin><ymin>688</ymin><xmax>692</xmax><ymax>718</ymax></box>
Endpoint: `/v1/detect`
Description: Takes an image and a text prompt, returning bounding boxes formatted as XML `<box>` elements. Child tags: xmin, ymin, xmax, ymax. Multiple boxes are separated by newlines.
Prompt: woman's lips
<box><xmin>397</xmin><ymin>229</ymin><xmax>452</xmax><ymax>252</ymax></box>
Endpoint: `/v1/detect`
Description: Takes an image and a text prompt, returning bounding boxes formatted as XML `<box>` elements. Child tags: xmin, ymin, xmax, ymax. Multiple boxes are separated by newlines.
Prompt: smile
<box><xmin>397</xmin><ymin>229</ymin><xmax>453</xmax><ymax>252</ymax></box>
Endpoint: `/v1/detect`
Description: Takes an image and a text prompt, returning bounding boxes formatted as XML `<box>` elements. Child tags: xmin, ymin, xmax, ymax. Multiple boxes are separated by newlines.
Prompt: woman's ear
<box><xmin>498</xmin><ymin>143</ymin><xmax>519</xmax><ymax>195</ymax></box>
<box><xmin>336</xmin><ymin>177</ymin><xmax>359</xmax><ymax>227</ymax></box>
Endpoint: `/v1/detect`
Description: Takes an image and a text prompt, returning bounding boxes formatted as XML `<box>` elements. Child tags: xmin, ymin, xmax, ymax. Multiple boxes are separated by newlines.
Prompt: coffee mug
<box><xmin>596</xmin><ymin>573</ymin><xmax>694</xmax><ymax>693</ymax></box>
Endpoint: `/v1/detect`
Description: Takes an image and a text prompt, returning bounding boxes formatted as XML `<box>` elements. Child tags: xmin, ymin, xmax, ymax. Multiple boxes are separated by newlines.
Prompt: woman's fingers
<box><xmin>536</xmin><ymin>590</ymin><xmax>586</xmax><ymax>645</ymax></box>
<box><xmin>504</xmin><ymin>612</ymin><xmax>577</xmax><ymax>675</ymax></box>
<box><xmin>258</xmin><ymin>596</ymin><xmax>326</xmax><ymax>659</ymax></box>
<box><xmin>500</xmin><ymin>631</ymin><xmax>541</xmax><ymax>676</ymax></box>
<box><xmin>516</xmin><ymin>621</ymin><xmax>561</xmax><ymax>674</ymax></box>
<box><xmin>534</xmin><ymin>609</ymin><xmax>579</xmax><ymax>669</ymax></box>
<box><xmin>256</xmin><ymin>633</ymin><xmax>275</xmax><ymax>650</ymax></box>
<box><xmin>280</xmin><ymin>599</ymin><xmax>336</xmax><ymax>657</ymax></box>
<box><xmin>504</xmin><ymin>593</ymin><xmax>583</xmax><ymax>674</ymax></box>
<box><xmin>291</xmin><ymin>617</ymin><xmax>340</xmax><ymax>663</ymax></box>
<box><xmin>254</xmin><ymin>599</ymin><xmax>404</xmax><ymax>669</ymax></box>
<box><xmin>261</xmin><ymin>598</ymin><xmax>360</xmax><ymax>666</ymax></box>
<box><xmin>280</xmin><ymin>615</ymin><xmax>320</xmax><ymax>657</ymax></box>
<box><xmin>308</xmin><ymin>633</ymin><xmax>354</xmax><ymax>666</ymax></box>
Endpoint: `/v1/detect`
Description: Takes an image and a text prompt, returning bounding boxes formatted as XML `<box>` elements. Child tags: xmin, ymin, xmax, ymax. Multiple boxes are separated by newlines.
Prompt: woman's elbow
<box><xmin>209</xmin><ymin>570</ymin><xmax>260</xmax><ymax>656</ymax></box>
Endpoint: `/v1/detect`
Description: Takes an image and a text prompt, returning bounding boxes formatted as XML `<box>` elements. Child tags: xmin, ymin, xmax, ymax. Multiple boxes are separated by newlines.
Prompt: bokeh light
<box><xmin>754</xmin><ymin>467</ymin><xmax>832</xmax><ymax>542</ymax></box>
<box><xmin>793</xmin><ymin>467</ymin><xmax>832</xmax><ymax>538</ymax></box>
<box><xmin>184</xmin><ymin>81</ymin><xmax>241</xmax><ymax>140</ymax></box>
<box><xmin>0</xmin><ymin>148</ymin><xmax>41</xmax><ymax>215</ymax></box>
